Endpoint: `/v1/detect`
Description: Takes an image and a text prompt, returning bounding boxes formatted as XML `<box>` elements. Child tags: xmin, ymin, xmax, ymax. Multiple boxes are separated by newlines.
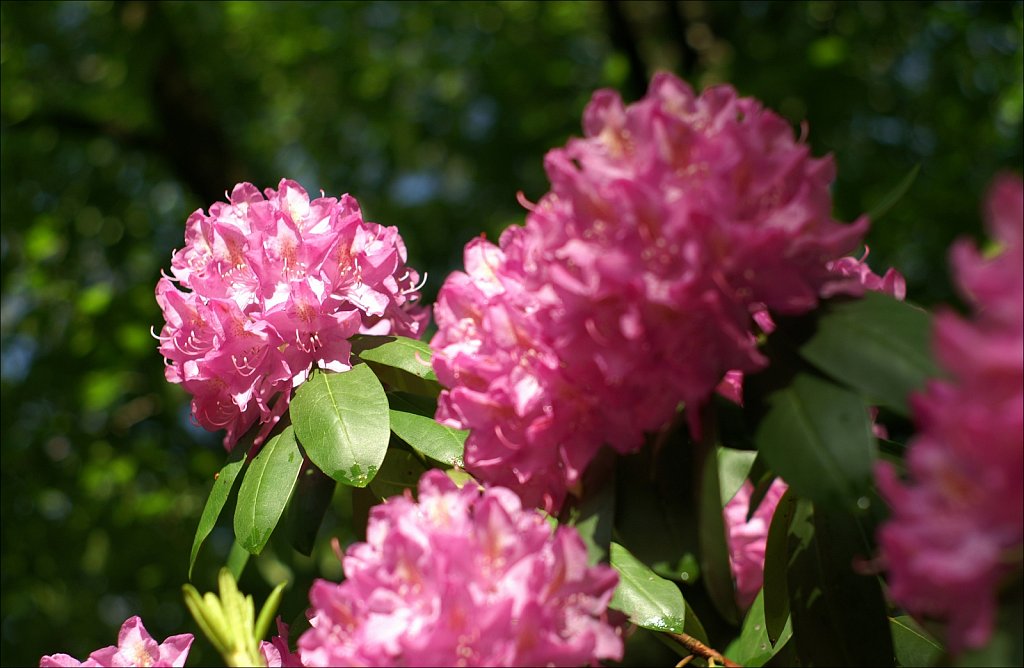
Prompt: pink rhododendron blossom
<box><xmin>156</xmin><ymin>180</ymin><xmax>428</xmax><ymax>449</ymax></box>
<box><xmin>876</xmin><ymin>173</ymin><xmax>1024</xmax><ymax>653</ymax></box>
<box><xmin>260</xmin><ymin>617</ymin><xmax>303</xmax><ymax>667</ymax></box>
<box><xmin>433</xmin><ymin>72</ymin><xmax>871</xmax><ymax>509</ymax></box>
<box><xmin>298</xmin><ymin>470</ymin><xmax>623</xmax><ymax>667</ymax></box>
<box><xmin>40</xmin><ymin>616</ymin><xmax>193</xmax><ymax>667</ymax></box>
<box><xmin>723</xmin><ymin>478</ymin><xmax>789</xmax><ymax>610</ymax></box>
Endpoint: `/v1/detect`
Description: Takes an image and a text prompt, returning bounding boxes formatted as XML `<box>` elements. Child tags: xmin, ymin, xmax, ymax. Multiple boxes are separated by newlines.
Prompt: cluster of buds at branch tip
<box><xmin>182</xmin><ymin>568</ymin><xmax>286</xmax><ymax>668</ymax></box>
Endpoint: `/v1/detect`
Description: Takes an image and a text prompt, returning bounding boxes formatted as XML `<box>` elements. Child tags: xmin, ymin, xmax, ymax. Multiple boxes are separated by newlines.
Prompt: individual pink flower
<box><xmin>723</xmin><ymin>478</ymin><xmax>789</xmax><ymax>610</ymax></box>
<box><xmin>156</xmin><ymin>180</ymin><xmax>428</xmax><ymax>449</ymax></box>
<box><xmin>876</xmin><ymin>173</ymin><xmax>1023</xmax><ymax>653</ymax></box>
<box><xmin>40</xmin><ymin>616</ymin><xmax>194</xmax><ymax>667</ymax></box>
<box><xmin>298</xmin><ymin>470</ymin><xmax>623</xmax><ymax>667</ymax></box>
<box><xmin>433</xmin><ymin>72</ymin><xmax>871</xmax><ymax>509</ymax></box>
<box><xmin>260</xmin><ymin>617</ymin><xmax>304</xmax><ymax>667</ymax></box>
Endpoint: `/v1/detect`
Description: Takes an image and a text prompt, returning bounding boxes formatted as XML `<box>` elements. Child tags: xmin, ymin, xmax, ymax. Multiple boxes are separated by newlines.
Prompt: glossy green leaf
<box><xmin>762</xmin><ymin>488</ymin><xmax>796</xmax><ymax>645</ymax></box>
<box><xmin>891</xmin><ymin>615</ymin><xmax>942</xmax><ymax>667</ymax></box>
<box><xmin>725</xmin><ymin>590</ymin><xmax>793</xmax><ymax>667</ymax></box>
<box><xmin>799</xmin><ymin>292</ymin><xmax>937</xmax><ymax>416</ymax></box>
<box><xmin>287</xmin><ymin>463</ymin><xmax>336</xmax><ymax>557</ymax></box>
<box><xmin>389</xmin><ymin>409</ymin><xmax>466</xmax><ymax>467</ymax></box>
<box><xmin>787</xmin><ymin>501</ymin><xmax>894</xmax><ymax>666</ymax></box>
<box><xmin>755</xmin><ymin>373</ymin><xmax>875</xmax><ymax>509</ymax></box>
<box><xmin>291</xmin><ymin>366</ymin><xmax>390</xmax><ymax>487</ymax></box>
<box><xmin>226</xmin><ymin>541</ymin><xmax>250</xmax><ymax>582</ymax></box>
<box><xmin>368</xmin><ymin>447</ymin><xmax>428</xmax><ymax>499</ymax></box>
<box><xmin>609</xmin><ymin>542</ymin><xmax>687</xmax><ymax>634</ymax></box>
<box><xmin>189</xmin><ymin>450</ymin><xmax>246</xmax><ymax>580</ymax></box>
<box><xmin>698</xmin><ymin>447</ymin><xmax>740</xmax><ymax>625</ymax></box>
<box><xmin>351</xmin><ymin>335</ymin><xmax>437</xmax><ymax>380</ymax></box>
<box><xmin>234</xmin><ymin>427</ymin><xmax>303</xmax><ymax>555</ymax></box>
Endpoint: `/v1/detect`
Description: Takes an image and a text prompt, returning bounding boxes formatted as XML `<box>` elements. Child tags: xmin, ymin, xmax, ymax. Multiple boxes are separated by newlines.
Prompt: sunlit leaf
<box><xmin>234</xmin><ymin>427</ymin><xmax>303</xmax><ymax>555</ymax></box>
<box><xmin>609</xmin><ymin>542</ymin><xmax>687</xmax><ymax>634</ymax></box>
<box><xmin>291</xmin><ymin>366</ymin><xmax>390</xmax><ymax>487</ymax></box>
<box><xmin>388</xmin><ymin>409</ymin><xmax>466</xmax><ymax>467</ymax></box>
<box><xmin>189</xmin><ymin>449</ymin><xmax>246</xmax><ymax>579</ymax></box>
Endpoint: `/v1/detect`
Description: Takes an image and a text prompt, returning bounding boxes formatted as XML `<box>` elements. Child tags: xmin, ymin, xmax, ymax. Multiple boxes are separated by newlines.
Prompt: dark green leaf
<box><xmin>389</xmin><ymin>409</ymin><xmax>466</xmax><ymax>467</ymax></box>
<box><xmin>189</xmin><ymin>450</ymin><xmax>246</xmax><ymax>580</ymax></box>
<box><xmin>867</xmin><ymin>163</ymin><xmax>920</xmax><ymax>222</ymax></box>
<box><xmin>787</xmin><ymin>501</ymin><xmax>894</xmax><ymax>666</ymax></box>
<box><xmin>368</xmin><ymin>447</ymin><xmax>428</xmax><ymax>499</ymax></box>
<box><xmin>725</xmin><ymin>590</ymin><xmax>793</xmax><ymax>667</ymax></box>
<box><xmin>891</xmin><ymin>615</ymin><xmax>942</xmax><ymax>667</ymax></box>
<box><xmin>234</xmin><ymin>427</ymin><xmax>303</xmax><ymax>555</ymax></box>
<box><xmin>287</xmin><ymin>463</ymin><xmax>336</xmax><ymax>557</ymax></box>
<box><xmin>698</xmin><ymin>446</ymin><xmax>740</xmax><ymax>625</ymax></box>
<box><xmin>609</xmin><ymin>542</ymin><xmax>687</xmax><ymax>634</ymax></box>
<box><xmin>799</xmin><ymin>292</ymin><xmax>937</xmax><ymax>416</ymax></box>
<box><xmin>613</xmin><ymin>438</ymin><xmax>698</xmax><ymax>584</ymax></box>
<box><xmin>755</xmin><ymin>373</ymin><xmax>876</xmax><ymax>509</ymax></box>
<box><xmin>763</xmin><ymin>488</ymin><xmax>796</xmax><ymax>645</ymax></box>
<box><xmin>291</xmin><ymin>366</ymin><xmax>390</xmax><ymax>486</ymax></box>
<box><xmin>351</xmin><ymin>335</ymin><xmax>437</xmax><ymax>380</ymax></box>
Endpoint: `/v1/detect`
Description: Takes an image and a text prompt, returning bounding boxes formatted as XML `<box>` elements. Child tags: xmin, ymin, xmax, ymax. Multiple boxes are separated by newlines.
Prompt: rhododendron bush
<box><xmin>40</xmin><ymin>72</ymin><xmax>1022</xmax><ymax>667</ymax></box>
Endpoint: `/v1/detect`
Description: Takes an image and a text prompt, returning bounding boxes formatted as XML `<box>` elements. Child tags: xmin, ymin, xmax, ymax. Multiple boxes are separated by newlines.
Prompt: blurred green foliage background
<box><xmin>1</xmin><ymin>1</ymin><xmax>1021</xmax><ymax>665</ymax></box>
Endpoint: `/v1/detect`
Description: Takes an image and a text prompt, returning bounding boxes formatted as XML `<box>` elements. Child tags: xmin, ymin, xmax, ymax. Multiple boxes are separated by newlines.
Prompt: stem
<box><xmin>666</xmin><ymin>631</ymin><xmax>741</xmax><ymax>668</ymax></box>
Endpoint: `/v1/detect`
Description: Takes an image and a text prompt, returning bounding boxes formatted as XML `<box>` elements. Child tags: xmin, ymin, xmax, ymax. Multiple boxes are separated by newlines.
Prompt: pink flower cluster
<box><xmin>432</xmin><ymin>72</ymin><xmax>871</xmax><ymax>509</ymax></box>
<box><xmin>298</xmin><ymin>470</ymin><xmax>623</xmax><ymax>667</ymax></box>
<box><xmin>41</xmin><ymin>616</ymin><xmax>193</xmax><ymax>667</ymax></box>
<box><xmin>723</xmin><ymin>478</ymin><xmax>789</xmax><ymax>610</ymax></box>
<box><xmin>876</xmin><ymin>174</ymin><xmax>1023</xmax><ymax>652</ymax></box>
<box><xmin>156</xmin><ymin>180</ymin><xmax>427</xmax><ymax>449</ymax></box>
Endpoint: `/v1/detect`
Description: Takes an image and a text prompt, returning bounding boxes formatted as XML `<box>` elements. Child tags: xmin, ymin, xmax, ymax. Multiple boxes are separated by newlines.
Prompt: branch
<box><xmin>666</xmin><ymin>631</ymin><xmax>742</xmax><ymax>668</ymax></box>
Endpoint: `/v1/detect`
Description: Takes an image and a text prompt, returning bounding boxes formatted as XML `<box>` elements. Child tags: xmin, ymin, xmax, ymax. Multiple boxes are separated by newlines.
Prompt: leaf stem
<box><xmin>665</xmin><ymin>631</ymin><xmax>741</xmax><ymax>668</ymax></box>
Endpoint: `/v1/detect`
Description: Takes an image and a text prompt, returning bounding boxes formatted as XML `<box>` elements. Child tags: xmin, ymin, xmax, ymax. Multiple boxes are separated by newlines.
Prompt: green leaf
<box><xmin>351</xmin><ymin>335</ymin><xmax>437</xmax><ymax>380</ymax></box>
<box><xmin>189</xmin><ymin>450</ymin><xmax>246</xmax><ymax>580</ymax></box>
<box><xmin>287</xmin><ymin>463</ymin><xmax>336</xmax><ymax>557</ymax></box>
<box><xmin>787</xmin><ymin>501</ymin><xmax>894</xmax><ymax>666</ymax></box>
<box><xmin>867</xmin><ymin>163</ymin><xmax>920</xmax><ymax>222</ymax></box>
<box><xmin>368</xmin><ymin>447</ymin><xmax>428</xmax><ymax>499</ymax></box>
<box><xmin>291</xmin><ymin>366</ymin><xmax>390</xmax><ymax>486</ymax></box>
<box><xmin>799</xmin><ymin>292</ymin><xmax>937</xmax><ymax>416</ymax></box>
<box><xmin>725</xmin><ymin>590</ymin><xmax>793</xmax><ymax>667</ymax></box>
<box><xmin>891</xmin><ymin>615</ymin><xmax>942</xmax><ymax>667</ymax></box>
<box><xmin>234</xmin><ymin>427</ymin><xmax>304</xmax><ymax>555</ymax></box>
<box><xmin>762</xmin><ymin>488</ymin><xmax>796</xmax><ymax>645</ymax></box>
<box><xmin>717</xmin><ymin>446</ymin><xmax>757</xmax><ymax>505</ymax></box>
<box><xmin>389</xmin><ymin>409</ymin><xmax>466</xmax><ymax>467</ymax></box>
<box><xmin>609</xmin><ymin>542</ymin><xmax>687</xmax><ymax>634</ymax></box>
<box><xmin>353</xmin><ymin>335</ymin><xmax>441</xmax><ymax>397</ymax></box>
<box><xmin>755</xmin><ymin>373</ymin><xmax>876</xmax><ymax>509</ymax></box>
<box><xmin>698</xmin><ymin>446</ymin><xmax>740</xmax><ymax>625</ymax></box>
